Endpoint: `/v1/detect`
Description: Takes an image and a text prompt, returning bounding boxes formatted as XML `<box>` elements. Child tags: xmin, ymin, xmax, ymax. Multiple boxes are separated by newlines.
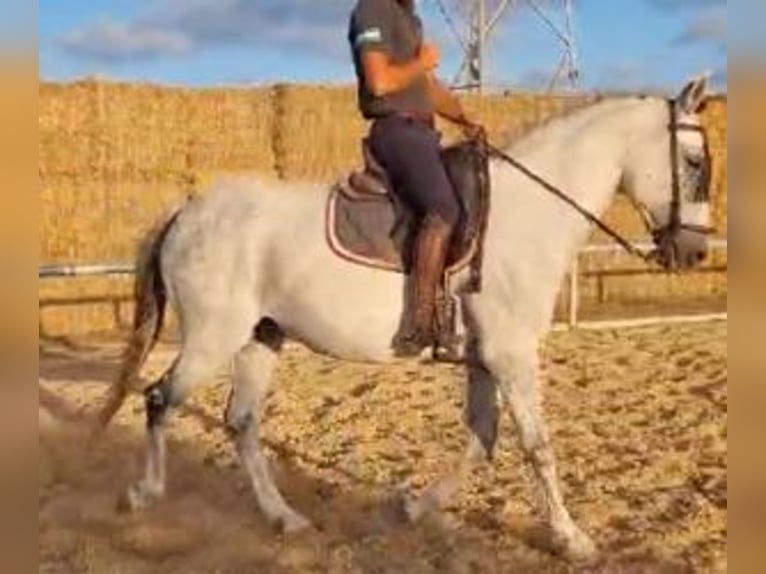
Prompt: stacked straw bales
<box><xmin>39</xmin><ymin>81</ymin><xmax>276</xmax><ymax>334</ymax></box>
<box><xmin>39</xmin><ymin>81</ymin><xmax>727</xmax><ymax>336</ymax></box>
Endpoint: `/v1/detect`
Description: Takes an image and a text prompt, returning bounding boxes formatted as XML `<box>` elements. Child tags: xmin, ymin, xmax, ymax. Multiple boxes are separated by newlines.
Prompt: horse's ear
<box><xmin>677</xmin><ymin>73</ymin><xmax>710</xmax><ymax>114</ymax></box>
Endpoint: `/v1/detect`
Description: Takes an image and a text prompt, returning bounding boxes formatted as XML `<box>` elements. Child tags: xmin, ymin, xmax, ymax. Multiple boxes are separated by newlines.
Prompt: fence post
<box><xmin>568</xmin><ymin>256</ymin><xmax>579</xmax><ymax>328</ymax></box>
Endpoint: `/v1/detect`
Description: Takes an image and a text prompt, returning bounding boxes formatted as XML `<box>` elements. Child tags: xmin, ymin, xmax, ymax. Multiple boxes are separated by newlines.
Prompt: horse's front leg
<box><xmin>405</xmin><ymin>358</ymin><xmax>498</xmax><ymax>521</ymax></box>
<box><xmin>483</xmin><ymin>338</ymin><xmax>597</xmax><ymax>562</ymax></box>
<box><xmin>226</xmin><ymin>335</ymin><xmax>311</xmax><ymax>534</ymax></box>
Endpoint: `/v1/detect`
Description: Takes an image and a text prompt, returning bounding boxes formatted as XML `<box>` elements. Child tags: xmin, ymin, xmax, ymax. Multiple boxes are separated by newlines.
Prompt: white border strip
<box><xmin>39</xmin><ymin>263</ymin><xmax>135</xmax><ymax>278</ymax></box>
<box><xmin>552</xmin><ymin>312</ymin><xmax>727</xmax><ymax>332</ymax></box>
<box><xmin>579</xmin><ymin>238</ymin><xmax>727</xmax><ymax>254</ymax></box>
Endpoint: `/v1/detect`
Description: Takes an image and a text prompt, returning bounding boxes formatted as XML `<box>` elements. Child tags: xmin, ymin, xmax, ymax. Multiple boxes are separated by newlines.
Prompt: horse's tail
<box><xmin>94</xmin><ymin>210</ymin><xmax>181</xmax><ymax>431</ymax></box>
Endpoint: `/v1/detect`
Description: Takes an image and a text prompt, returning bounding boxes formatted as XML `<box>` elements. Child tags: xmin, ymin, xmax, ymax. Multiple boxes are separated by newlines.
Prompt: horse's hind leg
<box><xmin>121</xmin><ymin>361</ymin><xmax>175</xmax><ymax>510</ymax></box>
<box><xmin>123</xmin><ymin>321</ymin><xmax>253</xmax><ymax>511</ymax></box>
<box><xmin>225</xmin><ymin>321</ymin><xmax>311</xmax><ymax>534</ymax></box>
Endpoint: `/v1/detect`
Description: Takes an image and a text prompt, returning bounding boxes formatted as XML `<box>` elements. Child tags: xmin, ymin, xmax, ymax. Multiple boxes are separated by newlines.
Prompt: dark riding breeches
<box><xmin>368</xmin><ymin>115</ymin><xmax>460</xmax><ymax>227</ymax></box>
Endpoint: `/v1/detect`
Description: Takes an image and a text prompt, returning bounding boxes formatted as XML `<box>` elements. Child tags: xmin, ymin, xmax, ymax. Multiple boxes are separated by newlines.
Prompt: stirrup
<box><xmin>431</xmin><ymin>287</ymin><xmax>463</xmax><ymax>362</ymax></box>
<box><xmin>393</xmin><ymin>326</ymin><xmax>434</xmax><ymax>358</ymax></box>
<box><xmin>432</xmin><ymin>333</ymin><xmax>465</xmax><ymax>363</ymax></box>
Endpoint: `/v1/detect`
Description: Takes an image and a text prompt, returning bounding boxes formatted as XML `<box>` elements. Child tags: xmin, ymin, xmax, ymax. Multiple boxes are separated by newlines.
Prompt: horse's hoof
<box><xmin>402</xmin><ymin>494</ymin><xmax>423</xmax><ymax>523</ymax></box>
<box><xmin>373</xmin><ymin>489</ymin><xmax>417</xmax><ymax>527</ymax></box>
<box><xmin>385</xmin><ymin>488</ymin><xmax>423</xmax><ymax>524</ymax></box>
<box><xmin>554</xmin><ymin>526</ymin><xmax>598</xmax><ymax>563</ymax></box>
<box><xmin>280</xmin><ymin>512</ymin><xmax>312</xmax><ymax>535</ymax></box>
<box><xmin>117</xmin><ymin>482</ymin><xmax>164</xmax><ymax>513</ymax></box>
<box><xmin>406</xmin><ymin>491</ymin><xmax>441</xmax><ymax>523</ymax></box>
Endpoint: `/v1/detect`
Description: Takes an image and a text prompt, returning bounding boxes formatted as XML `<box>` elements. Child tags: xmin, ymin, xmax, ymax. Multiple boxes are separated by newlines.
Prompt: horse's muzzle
<box><xmin>651</xmin><ymin>227</ymin><xmax>709</xmax><ymax>270</ymax></box>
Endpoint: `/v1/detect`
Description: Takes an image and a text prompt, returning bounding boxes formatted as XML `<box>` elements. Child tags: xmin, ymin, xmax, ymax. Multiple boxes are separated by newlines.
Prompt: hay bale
<box><xmin>39</xmin><ymin>180</ymin><xmax>186</xmax><ymax>336</ymax></box>
<box><xmin>39</xmin><ymin>80</ymin><xmax>279</xmax><ymax>334</ymax></box>
<box><xmin>275</xmin><ymin>85</ymin><xmax>365</xmax><ymax>182</ymax></box>
<box><xmin>39</xmin><ymin>82</ymin><xmax>103</xmax><ymax>181</ymax></box>
<box><xmin>40</xmin><ymin>80</ymin><xmax>276</xmax><ymax>185</ymax></box>
<box><xmin>441</xmin><ymin>91</ymin><xmax>593</xmax><ymax>145</ymax></box>
<box><xmin>701</xmin><ymin>97</ymin><xmax>727</xmax><ymax>235</ymax></box>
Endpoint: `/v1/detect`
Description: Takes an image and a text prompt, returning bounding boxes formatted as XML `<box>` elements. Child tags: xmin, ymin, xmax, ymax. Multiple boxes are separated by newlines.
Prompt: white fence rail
<box><xmin>39</xmin><ymin>240</ymin><xmax>727</xmax><ymax>331</ymax></box>
<box><xmin>564</xmin><ymin>238</ymin><xmax>727</xmax><ymax>329</ymax></box>
<box><xmin>39</xmin><ymin>263</ymin><xmax>135</xmax><ymax>278</ymax></box>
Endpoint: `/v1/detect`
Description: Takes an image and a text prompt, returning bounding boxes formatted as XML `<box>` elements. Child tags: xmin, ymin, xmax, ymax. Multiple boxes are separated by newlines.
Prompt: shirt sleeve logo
<box><xmin>355</xmin><ymin>27</ymin><xmax>383</xmax><ymax>47</ymax></box>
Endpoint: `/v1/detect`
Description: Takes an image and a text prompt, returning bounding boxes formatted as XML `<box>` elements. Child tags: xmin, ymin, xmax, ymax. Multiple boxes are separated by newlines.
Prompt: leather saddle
<box><xmin>341</xmin><ymin>138</ymin><xmax>391</xmax><ymax>197</ymax></box>
<box><xmin>327</xmin><ymin>137</ymin><xmax>491</xmax><ymax>292</ymax></box>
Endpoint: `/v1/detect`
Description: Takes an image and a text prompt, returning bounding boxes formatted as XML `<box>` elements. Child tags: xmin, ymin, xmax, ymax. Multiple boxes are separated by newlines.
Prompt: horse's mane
<box><xmin>497</xmin><ymin>93</ymin><xmax>608</xmax><ymax>149</ymax></box>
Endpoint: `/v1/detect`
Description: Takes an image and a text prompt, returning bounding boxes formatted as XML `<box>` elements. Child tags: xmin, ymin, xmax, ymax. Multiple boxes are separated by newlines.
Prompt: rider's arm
<box><xmin>426</xmin><ymin>74</ymin><xmax>469</xmax><ymax>124</ymax></box>
<box><xmin>427</xmin><ymin>74</ymin><xmax>483</xmax><ymax>136</ymax></box>
<box><xmin>361</xmin><ymin>46</ymin><xmax>439</xmax><ymax>97</ymax></box>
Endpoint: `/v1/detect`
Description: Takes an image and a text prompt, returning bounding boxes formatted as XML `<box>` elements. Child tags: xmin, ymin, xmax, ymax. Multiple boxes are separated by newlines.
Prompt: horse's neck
<box><xmin>484</xmin><ymin>100</ymin><xmax>634</xmax><ymax>294</ymax></box>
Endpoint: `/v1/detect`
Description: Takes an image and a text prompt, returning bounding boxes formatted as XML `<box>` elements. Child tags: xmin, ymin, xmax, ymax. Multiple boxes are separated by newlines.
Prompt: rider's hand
<box><xmin>461</xmin><ymin>119</ymin><xmax>486</xmax><ymax>141</ymax></box>
<box><xmin>418</xmin><ymin>42</ymin><xmax>441</xmax><ymax>72</ymax></box>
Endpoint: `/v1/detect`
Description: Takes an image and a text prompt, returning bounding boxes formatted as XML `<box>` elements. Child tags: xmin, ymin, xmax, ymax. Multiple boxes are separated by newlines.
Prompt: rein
<box><xmin>483</xmin><ymin>141</ymin><xmax>654</xmax><ymax>263</ymax></box>
<box><xmin>448</xmin><ymin>97</ymin><xmax>713</xmax><ymax>266</ymax></box>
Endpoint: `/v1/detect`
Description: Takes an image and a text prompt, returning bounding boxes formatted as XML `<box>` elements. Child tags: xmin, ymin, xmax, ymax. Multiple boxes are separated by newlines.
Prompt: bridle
<box><xmin>465</xmin><ymin>98</ymin><xmax>714</xmax><ymax>265</ymax></box>
<box><xmin>650</xmin><ymin>98</ymin><xmax>715</xmax><ymax>263</ymax></box>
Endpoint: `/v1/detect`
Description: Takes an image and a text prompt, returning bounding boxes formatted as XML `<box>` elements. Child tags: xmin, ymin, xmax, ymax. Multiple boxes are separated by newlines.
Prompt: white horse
<box><xmin>98</xmin><ymin>76</ymin><xmax>713</xmax><ymax>561</ymax></box>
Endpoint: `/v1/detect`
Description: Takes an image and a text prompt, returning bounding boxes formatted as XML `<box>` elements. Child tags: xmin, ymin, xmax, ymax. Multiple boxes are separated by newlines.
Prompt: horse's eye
<box><xmin>686</xmin><ymin>156</ymin><xmax>703</xmax><ymax>170</ymax></box>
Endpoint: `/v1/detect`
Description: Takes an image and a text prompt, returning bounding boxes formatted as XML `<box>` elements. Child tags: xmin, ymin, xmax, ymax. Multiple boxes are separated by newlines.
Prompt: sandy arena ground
<box><xmin>39</xmin><ymin>321</ymin><xmax>727</xmax><ymax>573</ymax></box>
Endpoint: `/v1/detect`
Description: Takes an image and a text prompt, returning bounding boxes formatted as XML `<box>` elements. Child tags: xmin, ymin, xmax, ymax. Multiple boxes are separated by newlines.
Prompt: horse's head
<box><xmin>620</xmin><ymin>74</ymin><xmax>714</xmax><ymax>270</ymax></box>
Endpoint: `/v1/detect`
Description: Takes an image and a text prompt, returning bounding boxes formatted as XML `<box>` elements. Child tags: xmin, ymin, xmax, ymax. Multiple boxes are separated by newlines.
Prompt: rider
<box><xmin>349</xmin><ymin>0</ymin><xmax>482</xmax><ymax>356</ymax></box>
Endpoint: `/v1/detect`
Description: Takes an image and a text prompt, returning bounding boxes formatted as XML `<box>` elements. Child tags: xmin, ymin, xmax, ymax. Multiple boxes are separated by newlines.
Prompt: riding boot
<box><xmin>394</xmin><ymin>214</ymin><xmax>453</xmax><ymax>357</ymax></box>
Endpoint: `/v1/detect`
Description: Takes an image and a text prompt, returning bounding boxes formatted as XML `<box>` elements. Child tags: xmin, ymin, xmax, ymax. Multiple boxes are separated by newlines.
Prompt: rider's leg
<box><xmin>404</xmin><ymin>212</ymin><xmax>454</xmax><ymax>353</ymax></box>
<box><xmin>368</xmin><ymin>116</ymin><xmax>460</xmax><ymax>355</ymax></box>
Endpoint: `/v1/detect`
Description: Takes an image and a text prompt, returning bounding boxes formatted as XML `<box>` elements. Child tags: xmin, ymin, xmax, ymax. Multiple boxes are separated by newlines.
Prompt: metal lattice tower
<box><xmin>433</xmin><ymin>0</ymin><xmax>580</xmax><ymax>93</ymax></box>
